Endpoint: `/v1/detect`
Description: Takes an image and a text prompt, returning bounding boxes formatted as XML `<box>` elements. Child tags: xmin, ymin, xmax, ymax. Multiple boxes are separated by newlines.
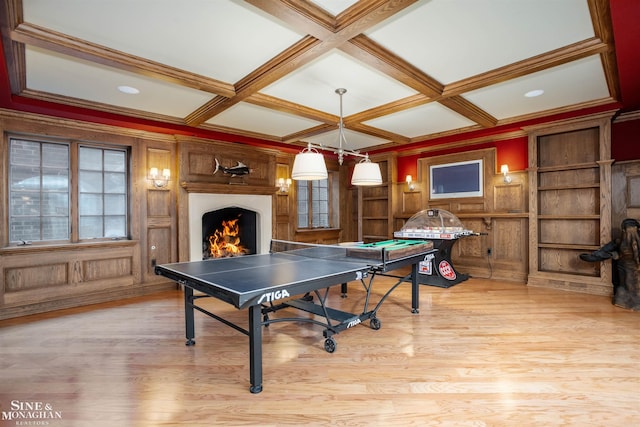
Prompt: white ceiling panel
<box><xmin>206</xmin><ymin>102</ymin><xmax>323</xmax><ymax>137</ymax></box>
<box><xmin>310</xmin><ymin>0</ymin><xmax>360</xmax><ymax>16</ymax></box>
<box><xmin>23</xmin><ymin>0</ymin><xmax>303</xmax><ymax>83</ymax></box>
<box><xmin>463</xmin><ymin>55</ymin><xmax>610</xmax><ymax>119</ymax></box>
<box><xmin>25</xmin><ymin>47</ymin><xmax>213</xmax><ymax>118</ymax></box>
<box><xmin>365</xmin><ymin>103</ymin><xmax>477</xmax><ymax>138</ymax></box>
<box><xmin>365</xmin><ymin>0</ymin><xmax>595</xmax><ymax>84</ymax></box>
<box><xmin>261</xmin><ymin>51</ymin><xmax>417</xmax><ymax>115</ymax></box>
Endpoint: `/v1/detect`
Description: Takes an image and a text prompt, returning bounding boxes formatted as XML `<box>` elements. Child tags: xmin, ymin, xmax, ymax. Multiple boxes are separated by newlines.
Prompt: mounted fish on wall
<box><xmin>214</xmin><ymin>158</ymin><xmax>251</xmax><ymax>183</ymax></box>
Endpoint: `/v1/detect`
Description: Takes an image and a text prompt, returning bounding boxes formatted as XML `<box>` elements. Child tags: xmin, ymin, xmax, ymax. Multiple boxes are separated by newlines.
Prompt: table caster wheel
<box><xmin>370</xmin><ymin>317</ymin><xmax>381</xmax><ymax>330</ymax></box>
<box><xmin>324</xmin><ymin>337</ymin><xmax>337</xmax><ymax>353</ymax></box>
<box><xmin>185</xmin><ymin>339</ymin><xmax>196</xmax><ymax>346</ymax></box>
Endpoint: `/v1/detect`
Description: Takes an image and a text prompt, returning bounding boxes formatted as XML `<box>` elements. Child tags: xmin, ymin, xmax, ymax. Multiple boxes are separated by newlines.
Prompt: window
<box><xmin>8</xmin><ymin>136</ymin><xmax>129</xmax><ymax>244</ymax></box>
<box><xmin>78</xmin><ymin>146</ymin><xmax>127</xmax><ymax>239</ymax></box>
<box><xmin>9</xmin><ymin>139</ymin><xmax>70</xmax><ymax>241</ymax></box>
<box><xmin>296</xmin><ymin>173</ymin><xmax>337</xmax><ymax>228</ymax></box>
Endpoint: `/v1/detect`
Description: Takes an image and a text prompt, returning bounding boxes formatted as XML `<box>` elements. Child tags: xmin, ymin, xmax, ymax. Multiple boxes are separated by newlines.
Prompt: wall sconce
<box><xmin>405</xmin><ymin>175</ymin><xmax>415</xmax><ymax>191</ymax></box>
<box><xmin>277</xmin><ymin>177</ymin><xmax>291</xmax><ymax>194</ymax></box>
<box><xmin>149</xmin><ymin>167</ymin><xmax>170</xmax><ymax>188</ymax></box>
<box><xmin>500</xmin><ymin>164</ymin><xmax>512</xmax><ymax>184</ymax></box>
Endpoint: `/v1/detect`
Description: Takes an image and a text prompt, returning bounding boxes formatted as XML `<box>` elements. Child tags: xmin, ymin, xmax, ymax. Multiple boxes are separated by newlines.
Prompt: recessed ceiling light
<box><xmin>525</xmin><ymin>89</ymin><xmax>544</xmax><ymax>98</ymax></box>
<box><xmin>118</xmin><ymin>85</ymin><xmax>140</xmax><ymax>94</ymax></box>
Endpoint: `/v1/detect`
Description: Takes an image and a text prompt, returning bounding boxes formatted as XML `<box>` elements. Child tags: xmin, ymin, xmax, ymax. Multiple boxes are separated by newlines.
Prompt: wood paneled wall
<box><xmin>392</xmin><ymin>148</ymin><xmax>529</xmax><ymax>283</ymax></box>
<box><xmin>0</xmin><ymin>111</ymin><xmax>176</xmax><ymax>319</ymax></box>
<box><xmin>1</xmin><ymin>109</ymin><xmax>638</xmax><ymax>318</ymax></box>
<box><xmin>612</xmin><ymin>160</ymin><xmax>640</xmax><ymax>238</ymax></box>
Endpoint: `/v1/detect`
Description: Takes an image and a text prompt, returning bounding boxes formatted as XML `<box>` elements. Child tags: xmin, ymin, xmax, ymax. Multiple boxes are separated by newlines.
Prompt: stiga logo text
<box><xmin>2</xmin><ymin>400</ymin><xmax>63</xmax><ymax>423</ymax></box>
<box><xmin>257</xmin><ymin>289</ymin><xmax>290</xmax><ymax>304</ymax></box>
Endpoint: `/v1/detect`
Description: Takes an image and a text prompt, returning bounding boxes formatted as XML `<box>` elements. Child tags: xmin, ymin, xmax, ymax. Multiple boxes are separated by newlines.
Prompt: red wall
<box><xmin>396</xmin><ymin>137</ymin><xmax>527</xmax><ymax>182</ymax></box>
<box><xmin>396</xmin><ymin>122</ymin><xmax>640</xmax><ymax>182</ymax></box>
<box><xmin>612</xmin><ymin>119</ymin><xmax>640</xmax><ymax>162</ymax></box>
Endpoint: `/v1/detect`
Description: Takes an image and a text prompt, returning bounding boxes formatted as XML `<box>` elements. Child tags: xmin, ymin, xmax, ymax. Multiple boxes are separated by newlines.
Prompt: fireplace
<box><xmin>188</xmin><ymin>193</ymin><xmax>272</xmax><ymax>262</ymax></box>
<box><xmin>202</xmin><ymin>207</ymin><xmax>257</xmax><ymax>259</ymax></box>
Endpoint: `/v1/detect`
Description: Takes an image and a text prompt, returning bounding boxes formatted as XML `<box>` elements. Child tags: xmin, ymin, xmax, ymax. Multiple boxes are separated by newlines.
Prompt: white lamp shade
<box><xmin>351</xmin><ymin>161</ymin><xmax>382</xmax><ymax>186</ymax></box>
<box><xmin>291</xmin><ymin>151</ymin><xmax>328</xmax><ymax>180</ymax></box>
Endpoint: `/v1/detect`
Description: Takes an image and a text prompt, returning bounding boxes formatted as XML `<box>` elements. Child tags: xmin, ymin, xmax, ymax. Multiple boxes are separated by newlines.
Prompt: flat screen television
<box><xmin>430</xmin><ymin>159</ymin><xmax>483</xmax><ymax>199</ymax></box>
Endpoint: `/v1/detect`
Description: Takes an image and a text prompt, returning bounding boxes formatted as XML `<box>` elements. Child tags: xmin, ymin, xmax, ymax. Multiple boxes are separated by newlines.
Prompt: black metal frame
<box><xmin>418</xmin><ymin>238</ymin><xmax>470</xmax><ymax>288</ymax></box>
<box><xmin>160</xmin><ymin>248</ymin><xmax>434</xmax><ymax>393</ymax></box>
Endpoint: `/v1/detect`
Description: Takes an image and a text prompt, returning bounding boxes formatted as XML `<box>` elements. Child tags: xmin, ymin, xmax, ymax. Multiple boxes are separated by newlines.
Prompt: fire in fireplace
<box><xmin>202</xmin><ymin>207</ymin><xmax>257</xmax><ymax>259</ymax></box>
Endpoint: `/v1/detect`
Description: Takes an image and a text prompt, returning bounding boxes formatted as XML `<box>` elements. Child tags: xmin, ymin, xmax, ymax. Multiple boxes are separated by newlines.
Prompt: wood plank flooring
<box><xmin>0</xmin><ymin>277</ymin><xmax>638</xmax><ymax>426</ymax></box>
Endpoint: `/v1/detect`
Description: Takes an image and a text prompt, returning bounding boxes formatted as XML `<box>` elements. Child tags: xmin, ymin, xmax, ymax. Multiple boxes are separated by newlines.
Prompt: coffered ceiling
<box><xmin>0</xmin><ymin>0</ymin><xmax>628</xmax><ymax>153</ymax></box>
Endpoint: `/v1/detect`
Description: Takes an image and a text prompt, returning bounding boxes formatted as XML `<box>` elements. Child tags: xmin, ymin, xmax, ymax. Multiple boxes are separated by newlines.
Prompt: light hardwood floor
<box><xmin>1</xmin><ymin>277</ymin><xmax>638</xmax><ymax>426</ymax></box>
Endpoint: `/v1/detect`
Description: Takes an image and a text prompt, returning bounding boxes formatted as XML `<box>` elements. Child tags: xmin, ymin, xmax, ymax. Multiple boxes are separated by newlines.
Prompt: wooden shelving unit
<box><xmin>527</xmin><ymin>112</ymin><xmax>615</xmax><ymax>296</ymax></box>
<box><xmin>356</xmin><ymin>156</ymin><xmax>396</xmax><ymax>242</ymax></box>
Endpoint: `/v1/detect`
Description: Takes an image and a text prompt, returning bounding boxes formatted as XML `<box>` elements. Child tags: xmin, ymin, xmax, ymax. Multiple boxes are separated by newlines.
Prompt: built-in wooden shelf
<box><xmin>357</xmin><ymin>156</ymin><xmax>396</xmax><ymax>242</ymax></box>
<box><xmin>537</xmin><ymin>242</ymin><xmax>601</xmax><ymax>250</ymax></box>
<box><xmin>536</xmin><ymin>161</ymin><xmax>599</xmax><ymax>172</ymax></box>
<box><xmin>526</xmin><ymin>112</ymin><xmax>614</xmax><ymax>297</ymax></box>
<box><xmin>537</xmin><ymin>214</ymin><xmax>601</xmax><ymax>220</ymax></box>
<box><xmin>538</xmin><ymin>183</ymin><xmax>601</xmax><ymax>191</ymax></box>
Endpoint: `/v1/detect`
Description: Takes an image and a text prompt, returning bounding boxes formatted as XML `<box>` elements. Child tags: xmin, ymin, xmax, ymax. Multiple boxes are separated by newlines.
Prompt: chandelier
<box><xmin>291</xmin><ymin>88</ymin><xmax>382</xmax><ymax>186</ymax></box>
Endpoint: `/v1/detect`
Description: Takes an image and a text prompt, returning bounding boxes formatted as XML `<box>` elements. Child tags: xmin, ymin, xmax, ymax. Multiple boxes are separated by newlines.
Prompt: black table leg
<box><xmin>248</xmin><ymin>304</ymin><xmax>263</xmax><ymax>393</ymax></box>
<box><xmin>411</xmin><ymin>263</ymin><xmax>419</xmax><ymax>314</ymax></box>
<box><xmin>184</xmin><ymin>286</ymin><xmax>196</xmax><ymax>345</ymax></box>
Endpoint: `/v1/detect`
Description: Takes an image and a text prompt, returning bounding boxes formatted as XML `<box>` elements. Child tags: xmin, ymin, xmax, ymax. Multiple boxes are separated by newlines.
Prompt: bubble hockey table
<box><xmin>154</xmin><ymin>239</ymin><xmax>435</xmax><ymax>393</ymax></box>
<box><xmin>394</xmin><ymin>208</ymin><xmax>483</xmax><ymax>288</ymax></box>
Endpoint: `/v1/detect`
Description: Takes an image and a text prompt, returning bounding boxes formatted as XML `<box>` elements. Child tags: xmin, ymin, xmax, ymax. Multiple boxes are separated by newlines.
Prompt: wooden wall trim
<box><xmin>181</xmin><ymin>182</ymin><xmax>277</xmax><ymax>195</ymax></box>
<box><xmin>0</xmin><ymin>108</ymin><xmax>177</xmax><ymax>143</ymax></box>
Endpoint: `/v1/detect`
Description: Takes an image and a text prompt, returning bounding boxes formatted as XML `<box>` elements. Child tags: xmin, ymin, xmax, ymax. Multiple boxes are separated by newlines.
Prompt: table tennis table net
<box><xmin>269</xmin><ymin>239</ymin><xmax>381</xmax><ymax>262</ymax></box>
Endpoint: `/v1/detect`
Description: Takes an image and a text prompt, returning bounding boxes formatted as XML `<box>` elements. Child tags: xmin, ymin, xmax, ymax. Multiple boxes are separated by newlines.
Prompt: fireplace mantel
<box><xmin>181</xmin><ymin>181</ymin><xmax>278</xmax><ymax>195</ymax></box>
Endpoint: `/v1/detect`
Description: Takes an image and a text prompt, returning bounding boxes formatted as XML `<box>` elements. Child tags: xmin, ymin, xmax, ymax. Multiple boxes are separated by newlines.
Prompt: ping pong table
<box><xmin>154</xmin><ymin>239</ymin><xmax>435</xmax><ymax>393</ymax></box>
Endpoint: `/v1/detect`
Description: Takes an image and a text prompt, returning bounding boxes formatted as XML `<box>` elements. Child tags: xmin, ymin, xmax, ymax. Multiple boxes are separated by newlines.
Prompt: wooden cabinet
<box><xmin>357</xmin><ymin>156</ymin><xmax>396</xmax><ymax>242</ymax></box>
<box><xmin>527</xmin><ymin>112</ymin><xmax>614</xmax><ymax>296</ymax></box>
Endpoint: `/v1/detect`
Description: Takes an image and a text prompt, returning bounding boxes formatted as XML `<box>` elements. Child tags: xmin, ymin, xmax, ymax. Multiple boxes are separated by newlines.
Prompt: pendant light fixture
<box><xmin>291</xmin><ymin>144</ymin><xmax>328</xmax><ymax>180</ymax></box>
<box><xmin>291</xmin><ymin>88</ymin><xmax>382</xmax><ymax>186</ymax></box>
<box><xmin>351</xmin><ymin>156</ymin><xmax>383</xmax><ymax>186</ymax></box>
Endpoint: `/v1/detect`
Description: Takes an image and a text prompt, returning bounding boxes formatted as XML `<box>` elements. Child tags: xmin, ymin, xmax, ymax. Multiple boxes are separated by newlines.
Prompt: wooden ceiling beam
<box><xmin>339</xmin><ymin>34</ymin><xmax>500</xmax><ymax>129</ymax></box>
<box><xmin>345</xmin><ymin>94</ymin><xmax>431</xmax><ymax>123</ymax></box>
<box><xmin>281</xmin><ymin>123</ymin><xmax>336</xmax><ymax>144</ymax></box>
<box><xmin>588</xmin><ymin>0</ymin><xmax>620</xmax><ymax>101</ymax></box>
<box><xmin>10</xmin><ymin>23</ymin><xmax>237</xmax><ymax>98</ymax></box>
<box><xmin>186</xmin><ymin>35</ymin><xmax>325</xmax><ymax>126</ymax></box>
<box><xmin>439</xmin><ymin>95</ymin><xmax>498</xmax><ymax>128</ymax></box>
<box><xmin>341</xmin><ymin>35</ymin><xmax>443</xmax><ymax>96</ymax></box>
<box><xmin>187</xmin><ymin>0</ymin><xmax>419</xmax><ymax>126</ymax></box>
<box><xmin>347</xmin><ymin>122</ymin><xmax>410</xmax><ymax>144</ymax></box>
<box><xmin>443</xmin><ymin>38</ymin><xmax>609</xmax><ymax>97</ymax></box>
<box><xmin>244</xmin><ymin>0</ymin><xmax>336</xmax><ymax>39</ymax></box>
<box><xmin>246</xmin><ymin>92</ymin><xmax>337</xmax><ymax>124</ymax></box>
<box><xmin>0</xmin><ymin>0</ymin><xmax>25</xmax><ymax>94</ymax></box>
